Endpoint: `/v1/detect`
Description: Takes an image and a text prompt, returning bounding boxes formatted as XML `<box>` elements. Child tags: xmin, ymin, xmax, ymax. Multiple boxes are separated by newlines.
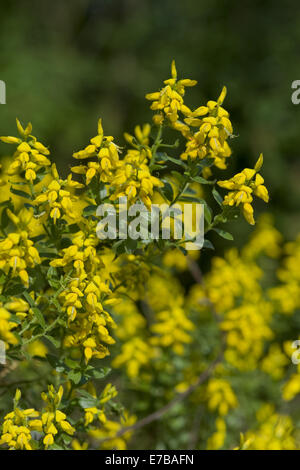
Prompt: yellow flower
<box><xmin>0</xmin><ymin>230</ymin><xmax>41</xmax><ymax>287</ymax></box>
<box><xmin>218</xmin><ymin>154</ymin><xmax>269</xmax><ymax>225</ymax></box>
<box><xmin>181</xmin><ymin>86</ymin><xmax>233</xmax><ymax>171</ymax></box>
<box><xmin>43</xmin><ymin>434</ymin><xmax>54</xmax><ymax>449</ymax></box>
<box><xmin>72</xmin><ymin>118</ymin><xmax>121</xmax><ymax>185</ymax></box>
<box><xmin>110</xmin><ymin>150</ymin><xmax>163</xmax><ymax>208</ymax></box>
<box><xmin>72</xmin><ymin>439</ymin><xmax>88</xmax><ymax>450</ymax></box>
<box><xmin>27</xmin><ymin>340</ymin><xmax>48</xmax><ymax>358</ymax></box>
<box><xmin>145</xmin><ymin>60</ymin><xmax>196</xmax><ymax>126</ymax></box>
<box><xmin>60</xmin><ymin>420</ymin><xmax>75</xmax><ymax>435</ymax></box>
<box><xmin>33</xmin><ymin>165</ymin><xmax>84</xmax><ymax>224</ymax></box>
<box><xmin>206</xmin><ymin>378</ymin><xmax>238</xmax><ymax>416</ymax></box>
<box><xmin>124</xmin><ymin>123</ymin><xmax>151</xmax><ymax>146</ymax></box>
<box><xmin>0</xmin><ymin>120</ymin><xmax>51</xmax><ymax>183</ymax></box>
<box><xmin>207</xmin><ymin>418</ymin><xmax>226</xmax><ymax>450</ymax></box>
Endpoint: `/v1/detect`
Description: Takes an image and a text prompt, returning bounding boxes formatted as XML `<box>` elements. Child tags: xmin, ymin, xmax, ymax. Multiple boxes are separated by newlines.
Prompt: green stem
<box><xmin>150</xmin><ymin>125</ymin><xmax>163</xmax><ymax>169</ymax></box>
<box><xmin>172</xmin><ymin>181</ymin><xmax>189</xmax><ymax>205</ymax></box>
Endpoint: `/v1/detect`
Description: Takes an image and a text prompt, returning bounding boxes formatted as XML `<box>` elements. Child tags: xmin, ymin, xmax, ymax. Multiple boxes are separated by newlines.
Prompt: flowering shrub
<box><xmin>0</xmin><ymin>62</ymin><xmax>299</xmax><ymax>450</ymax></box>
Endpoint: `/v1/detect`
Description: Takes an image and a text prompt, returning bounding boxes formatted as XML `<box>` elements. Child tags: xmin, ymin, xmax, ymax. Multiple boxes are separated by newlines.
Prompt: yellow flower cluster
<box><xmin>115</xmin><ymin>254</ymin><xmax>151</xmax><ymax>296</ymax></box>
<box><xmin>0</xmin><ymin>406</ymin><xmax>40</xmax><ymax>450</ymax></box>
<box><xmin>269</xmin><ymin>235</ymin><xmax>300</xmax><ymax>314</ymax></box>
<box><xmin>0</xmin><ymin>387</ymin><xmax>75</xmax><ymax>450</ymax></box>
<box><xmin>34</xmin><ymin>164</ymin><xmax>84</xmax><ymax>224</ymax></box>
<box><xmin>206</xmin><ymin>417</ymin><xmax>227</xmax><ymax>450</ymax></box>
<box><xmin>112</xmin><ymin>337</ymin><xmax>156</xmax><ymax>378</ymax></box>
<box><xmin>0</xmin><ymin>63</ymin><xmax>297</xmax><ymax>451</ymax></box>
<box><xmin>110</xmin><ymin>148</ymin><xmax>163</xmax><ymax>209</ymax></box>
<box><xmin>221</xmin><ymin>301</ymin><xmax>273</xmax><ymax>369</ymax></box>
<box><xmin>72</xmin><ymin>119</ymin><xmax>120</xmax><ymax>185</ymax></box>
<box><xmin>40</xmin><ymin>385</ymin><xmax>75</xmax><ymax>448</ymax></box>
<box><xmin>150</xmin><ymin>303</ymin><xmax>194</xmax><ymax>355</ymax></box>
<box><xmin>124</xmin><ymin>123</ymin><xmax>151</xmax><ymax>147</ymax></box>
<box><xmin>189</xmin><ymin>248</ymin><xmax>262</xmax><ymax>313</ymax></box>
<box><xmin>0</xmin><ymin>304</ymin><xmax>18</xmax><ymax>348</ymax></box>
<box><xmin>112</xmin><ymin>273</ymin><xmax>195</xmax><ymax>378</ymax></box>
<box><xmin>50</xmin><ymin>229</ymin><xmax>116</xmax><ymax>362</ymax></box>
<box><xmin>72</xmin><ymin>118</ymin><xmax>163</xmax><ymax>209</ymax></box>
<box><xmin>260</xmin><ymin>343</ymin><xmax>289</xmax><ymax>380</ymax></box>
<box><xmin>84</xmin><ymin>383</ymin><xmax>117</xmax><ymax>426</ymax></box>
<box><xmin>0</xmin><ymin>119</ymin><xmax>51</xmax><ymax>182</ymax></box>
<box><xmin>145</xmin><ymin>60</ymin><xmax>197</xmax><ymax>126</ymax></box>
<box><xmin>206</xmin><ymin>378</ymin><xmax>238</xmax><ymax>416</ymax></box>
<box><xmin>244</xmin><ymin>405</ymin><xmax>296</xmax><ymax>450</ymax></box>
<box><xmin>145</xmin><ymin>61</ymin><xmax>234</xmax><ymax>174</ymax></box>
<box><xmin>148</xmin><ymin>274</ymin><xmax>194</xmax><ymax>355</ymax></box>
<box><xmin>0</xmin><ymin>230</ymin><xmax>41</xmax><ymax>287</ymax></box>
<box><xmin>181</xmin><ymin>86</ymin><xmax>232</xmax><ymax>169</ymax></box>
<box><xmin>187</xmin><ymin>235</ymin><xmax>274</xmax><ymax>370</ymax></box>
<box><xmin>112</xmin><ymin>298</ymin><xmax>154</xmax><ymax>378</ymax></box>
<box><xmin>89</xmin><ymin>411</ymin><xmax>136</xmax><ymax>450</ymax></box>
<box><xmin>218</xmin><ymin>154</ymin><xmax>269</xmax><ymax>225</ymax></box>
<box><xmin>282</xmin><ymin>370</ymin><xmax>300</xmax><ymax>401</ymax></box>
<box><xmin>242</xmin><ymin>214</ymin><xmax>282</xmax><ymax>259</ymax></box>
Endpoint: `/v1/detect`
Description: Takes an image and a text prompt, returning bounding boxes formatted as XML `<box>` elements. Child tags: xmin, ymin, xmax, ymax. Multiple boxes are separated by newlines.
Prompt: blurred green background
<box><xmin>0</xmin><ymin>0</ymin><xmax>299</xmax><ymax>243</ymax></box>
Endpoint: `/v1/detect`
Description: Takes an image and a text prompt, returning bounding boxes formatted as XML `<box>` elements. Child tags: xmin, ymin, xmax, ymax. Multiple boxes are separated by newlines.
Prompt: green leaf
<box><xmin>6</xmin><ymin>283</ymin><xmax>25</xmax><ymax>295</ymax></box>
<box><xmin>10</xmin><ymin>187</ymin><xmax>32</xmax><ymax>200</ymax></box>
<box><xmin>68</xmin><ymin>369</ymin><xmax>82</xmax><ymax>384</ymax></box>
<box><xmin>212</xmin><ymin>187</ymin><xmax>223</xmax><ymax>206</ymax></box>
<box><xmin>48</xmin><ymin>279</ymin><xmax>60</xmax><ymax>289</ymax></box>
<box><xmin>65</xmin><ymin>358</ymin><xmax>79</xmax><ymax>369</ymax></box>
<box><xmin>213</xmin><ymin>228</ymin><xmax>234</xmax><ymax>240</ymax></box>
<box><xmin>203</xmin><ymin>239</ymin><xmax>215</xmax><ymax>250</ymax></box>
<box><xmin>0</xmin><ymin>270</ymin><xmax>6</xmax><ymax>285</ymax></box>
<box><xmin>150</xmin><ymin>163</ymin><xmax>167</xmax><ymax>171</ymax></box>
<box><xmin>57</xmin><ymin>318</ymin><xmax>67</xmax><ymax>327</ymax></box>
<box><xmin>1</xmin><ymin>208</ymin><xmax>10</xmax><ymax>229</ymax></box>
<box><xmin>62</xmin><ymin>434</ymin><xmax>73</xmax><ymax>445</ymax></box>
<box><xmin>49</xmin><ymin>298</ymin><xmax>61</xmax><ymax>310</ymax></box>
<box><xmin>23</xmin><ymin>291</ymin><xmax>35</xmax><ymax>307</ymax></box>
<box><xmin>161</xmin><ymin>180</ymin><xmax>174</xmax><ymax>201</ymax></box>
<box><xmin>8</xmin><ymin>314</ymin><xmax>21</xmax><ymax>324</ymax></box>
<box><xmin>45</xmin><ymin>335</ymin><xmax>60</xmax><ymax>348</ymax></box>
<box><xmin>78</xmin><ymin>390</ymin><xmax>98</xmax><ymax>408</ymax></box>
<box><xmin>178</xmin><ymin>195</ymin><xmax>201</xmax><ymax>203</ymax></box>
<box><xmin>0</xmin><ymin>199</ymin><xmax>12</xmax><ymax>207</ymax></box>
<box><xmin>92</xmin><ymin>367</ymin><xmax>111</xmax><ymax>379</ymax></box>
<box><xmin>83</xmin><ymin>205</ymin><xmax>97</xmax><ymax>216</ymax></box>
<box><xmin>31</xmin><ymin>234</ymin><xmax>45</xmax><ymax>243</ymax></box>
<box><xmin>164</xmin><ymin>155</ymin><xmax>186</xmax><ymax>167</ymax></box>
<box><xmin>79</xmin><ymin>397</ymin><xmax>97</xmax><ymax>408</ymax></box>
<box><xmin>67</xmin><ymin>223</ymin><xmax>80</xmax><ymax>233</ymax></box>
<box><xmin>46</xmin><ymin>354</ymin><xmax>60</xmax><ymax>368</ymax></box>
<box><xmin>170</xmin><ymin>170</ymin><xmax>185</xmax><ymax>184</ymax></box>
<box><xmin>199</xmin><ymin>200</ymin><xmax>212</xmax><ymax>225</ymax></box>
<box><xmin>39</xmin><ymin>251</ymin><xmax>58</xmax><ymax>258</ymax></box>
<box><xmin>189</xmin><ymin>175</ymin><xmax>216</xmax><ymax>185</ymax></box>
<box><xmin>47</xmin><ymin>266</ymin><xmax>57</xmax><ymax>277</ymax></box>
<box><xmin>49</xmin><ymin>443</ymin><xmax>64</xmax><ymax>450</ymax></box>
<box><xmin>32</xmin><ymin>307</ymin><xmax>46</xmax><ymax>328</ymax></box>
